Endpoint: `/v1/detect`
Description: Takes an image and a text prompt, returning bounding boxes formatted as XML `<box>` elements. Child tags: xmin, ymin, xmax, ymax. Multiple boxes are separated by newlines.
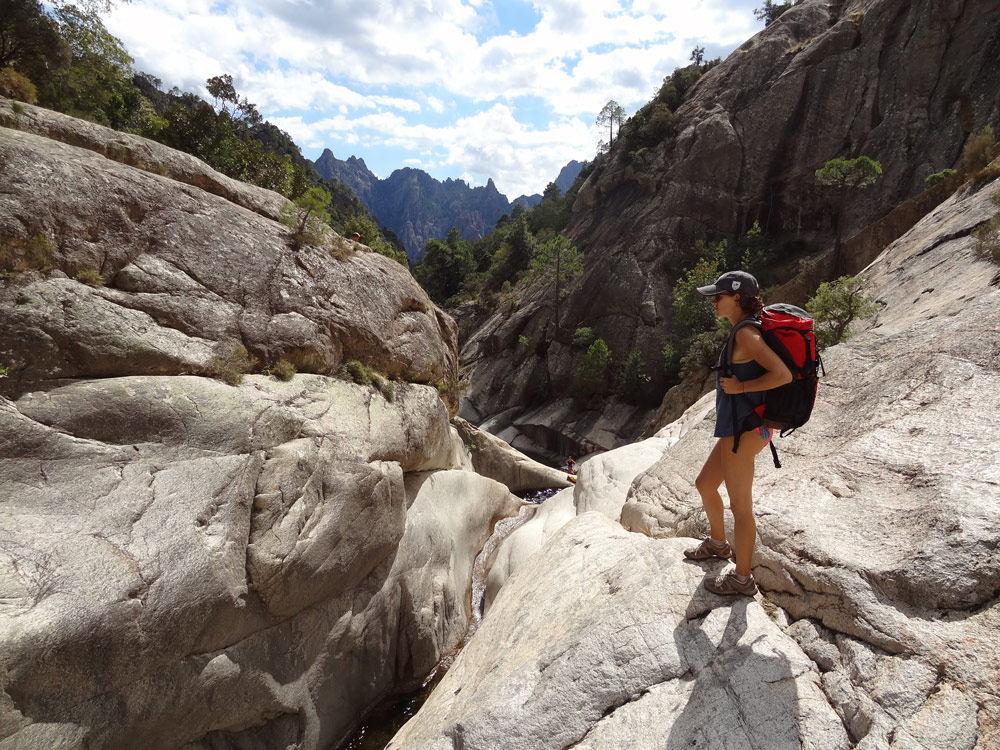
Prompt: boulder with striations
<box><xmin>0</xmin><ymin>102</ymin><xmax>523</xmax><ymax>750</ymax></box>
<box><xmin>0</xmin><ymin>101</ymin><xmax>457</xmax><ymax>388</ymax></box>
<box><xmin>622</xmin><ymin>172</ymin><xmax>1000</xmax><ymax>746</ymax></box>
<box><xmin>0</xmin><ymin>371</ymin><xmax>525</xmax><ymax>749</ymax></box>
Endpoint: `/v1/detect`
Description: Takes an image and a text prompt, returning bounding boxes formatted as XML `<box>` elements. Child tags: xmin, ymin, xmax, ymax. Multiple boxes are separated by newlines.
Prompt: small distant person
<box><xmin>350</xmin><ymin>232</ymin><xmax>360</xmax><ymax>242</ymax></box>
<box><xmin>565</xmin><ymin>456</ymin><xmax>577</xmax><ymax>475</ymax></box>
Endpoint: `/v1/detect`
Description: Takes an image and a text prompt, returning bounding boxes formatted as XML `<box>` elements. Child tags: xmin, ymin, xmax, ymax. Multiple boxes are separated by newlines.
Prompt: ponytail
<box><xmin>737</xmin><ymin>293</ymin><xmax>764</xmax><ymax>317</ymax></box>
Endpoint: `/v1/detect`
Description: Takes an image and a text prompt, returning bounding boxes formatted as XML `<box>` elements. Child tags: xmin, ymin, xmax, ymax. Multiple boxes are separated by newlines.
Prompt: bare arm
<box><xmin>719</xmin><ymin>326</ymin><xmax>793</xmax><ymax>394</ymax></box>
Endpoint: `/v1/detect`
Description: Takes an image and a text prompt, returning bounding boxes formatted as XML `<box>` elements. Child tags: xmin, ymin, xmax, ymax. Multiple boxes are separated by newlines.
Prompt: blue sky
<box><xmin>104</xmin><ymin>0</ymin><xmax>765</xmax><ymax>199</ymax></box>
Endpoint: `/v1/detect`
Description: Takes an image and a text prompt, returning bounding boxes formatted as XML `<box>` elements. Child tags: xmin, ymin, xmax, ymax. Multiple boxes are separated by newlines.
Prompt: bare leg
<box><xmin>721</xmin><ymin>431</ymin><xmax>768</xmax><ymax>576</ymax></box>
<box><xmin>695</xmin><ymin>439</ymin><xmax>727</xmax><ymax>542</ymax></box>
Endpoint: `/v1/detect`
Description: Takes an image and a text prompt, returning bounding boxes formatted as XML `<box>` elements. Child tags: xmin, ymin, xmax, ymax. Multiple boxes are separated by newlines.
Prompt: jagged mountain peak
<box><xmin>311</xmin><ymin>153</ymin><xmax>582</xmax><ymax>262</ymax></box>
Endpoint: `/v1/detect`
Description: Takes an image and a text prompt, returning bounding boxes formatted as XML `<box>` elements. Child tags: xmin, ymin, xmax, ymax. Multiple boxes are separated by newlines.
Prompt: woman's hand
<box><xmin>720</xmin><ymin>376</ymin><xmax>745</xmax><ymax>394</ymax></box>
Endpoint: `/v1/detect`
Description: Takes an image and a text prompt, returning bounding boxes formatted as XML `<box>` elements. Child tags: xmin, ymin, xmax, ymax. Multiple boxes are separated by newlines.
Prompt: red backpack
<box><xmin>723</xmin><ymin>304</ymin><xmax>823</xmax><ymax>467</ymax></box>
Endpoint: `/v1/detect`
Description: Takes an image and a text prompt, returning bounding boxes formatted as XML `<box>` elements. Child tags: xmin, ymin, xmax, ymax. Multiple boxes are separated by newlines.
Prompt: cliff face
<box><xmin>460</xmin><ymin>0</ymin><xmax>1000</xmax><ymax>455</ymax></box>
<box><xmin>0</xmin><ymin>99</ymin><xmax>531</xmax><ymax>750</ymax></box>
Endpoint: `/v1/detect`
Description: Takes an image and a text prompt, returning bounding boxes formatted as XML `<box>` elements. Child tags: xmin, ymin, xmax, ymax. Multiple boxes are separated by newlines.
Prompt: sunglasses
<box><xmin>710</xmin><ymin>292</ymin><xmax>732</xmax><ymax>303</ymax></box>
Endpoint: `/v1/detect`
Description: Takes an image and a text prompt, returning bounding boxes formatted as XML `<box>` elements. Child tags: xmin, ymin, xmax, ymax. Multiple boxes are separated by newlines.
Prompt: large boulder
<box><xmin>482</xmin><ymin>391</ymin><xmax>715</xmax><ymax>609</ymax></box>
<box><xmin>390</xmin><ymin>513</ymin><xmax>850</xmax><ymax>750</ymax></box>
<box><xmin>0</xmin><ymin>374</ymin><xmax>521</xmax><ymax>749</ymax></box>
<box><xmin>0</xmin><ymin>105</ymin><xmax>516</xmax><ymax>750</ymax></box>
<box><xmin>622</xmin><ymin>173</ymin><xmax>1000</xmax><ymax>745</ymax></box>
<box><xmin>0</xmin><ymin>110</ymin><xmax>457</xmax><ymax>387</ymax></box>
<box><xmin>0</xmin><ymin>97</ymin><xmax>286</xmax><ymax>222</ymax></box>
<box><xmin>451</xmin><ymin>416</ymin><xmax>571</xmax><ymax>492</ymax></box>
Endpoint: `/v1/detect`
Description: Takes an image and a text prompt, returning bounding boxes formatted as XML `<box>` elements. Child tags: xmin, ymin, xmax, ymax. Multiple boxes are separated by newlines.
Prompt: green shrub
<box><xmin>434</xmin><ymin>378</ymin><xmax>470</xmax><ymax>395</ymax></box>
<box><xmin>0</xmin><ymin>363</ymin><xmax>12</xmax><ymax>378</ymax></box>
<box><xmin>280</xmin><ymin>187</ymin><xmax>332</xmax><ymax>249</ymax></box>
<box><xmin>11</xmin><ymin>101</ymin><xmax>24</xmax><ymax>114</ymax></box>
<box><xmin>672</xmin><ymin>254</ymin><xmax>723</xmax><ymax>334</ymax></box>
<box><xmin>74</xmin><ymin>268</ymin><xmax>106</xmax><ymax>287</ymax></box>
<box><xmin>618</xmin><ymin>347</ymin><xmax>650</xmax><ymax>400</ymax></box>
<box><xmin>208</xmin><ymin>345</ymin><xmax>258</xmax><ymax>386</ymax></box>
<box><xmin>628</xmin><ymin>147</ymin><xmax>649</xmax><ymax>166</ymax></box>
<box><xmin>574</xmin><ymin>337</ymin><xmax>612</xmax><ymax>397</ymax></box>
<box><xmin>641</xmin><ymin>102</ymin><xmax>673</xmax><ymax>143</ymax></box>
<box><xmin>735</xmin><ymin>221</ymin><xmax>775</xmax><ymax>275</ymax></box>
<box><xmin>972</xmin><ymin>217</ymin><xmax>1000</xmax><ymax>264</ymax></box>
<box><xmin>343</xmin><ymin>359</ymin><xmax>374</xmax><ymax>386</ymax></box>
<box><xmin>376</xmin><ymin>377</ymin><xmax>396</xmax><ymax>402</ymax></box>
<box><xmin>343</xmin><ymin>360</ymin><xmax>396</xmax><ymax>400</ymax></box>
<box><xmin>0</xmin><ymin>68</ymin><xmax>37</xmax><ymax>104</ymax></box>
<box><xmin>805</xmin><ymin>275</ymin><xmax>879</xmax><ymax>349</ymax></box>
<box><xmin>272</xmin><ymin>358</ymin><xmax>296</xmax><ymax>381</ymax></box>
<box><xmin>518</xmin><ymin>335</ymin><xmax>529</xmax><ymax>348</ymax></box>
<box><xmin>571</xmin><ymin>327</ymin><xmax>596</xmax><ymax>348</ymax></box>
<box><xmin>679</xmin><ymin>323</ymin><xmax>729</xmax><ymax>378</ymax></box>
<box><xmin>924</xmin><ymin>168</ymin><xmax>957</xmax><ymax>188</ymax></box>
<box><xmin>1</xmin><ymin>234</ymin><xmax>55</xmax><ymax>275</ymax></box>
<box><xmin>971</xmin><ymin>193</ymin><xmax>1000</xmax><ymax>264</ymax></box>
<box><xmin>662</xmin><ymin>343</ymin><xmax>681</xmax><ymax>383</ymax></box>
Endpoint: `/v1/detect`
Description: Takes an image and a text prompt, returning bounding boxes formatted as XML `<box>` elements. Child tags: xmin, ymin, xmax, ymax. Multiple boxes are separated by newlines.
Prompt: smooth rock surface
<box><xmin>0</xmin><ymin>374</ymin><xmax>519</xmax><ymax>749</ymax></box>
<box><xmin>484</xmin><ymin>391</ymin><xmax>715</xmax><ymax>607</ymax></box>
<box><xmin>0</xmin><ymin>116</ymin><xmax>457</xmax><ymax>386</ymax></box>
<box><xmin>623</xmin><ymin>174</ymin><xmax>1000</xmax><ymax>746</ymax></box>
<box><xmin>390</xmin><ymin>513</ymin><xmax>850</xmax><ymax>750</ymax></box>
<box><xmin>452</xmin><ymin>417</ymin><xmax>571</xmax><ymax>492</ymax></box>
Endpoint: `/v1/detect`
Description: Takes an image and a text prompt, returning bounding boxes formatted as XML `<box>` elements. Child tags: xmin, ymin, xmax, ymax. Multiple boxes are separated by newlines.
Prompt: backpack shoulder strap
<box><xmin>723</xmin><ymin>317</ymin><xmax>761</xmax><ymax>374</ymax></box>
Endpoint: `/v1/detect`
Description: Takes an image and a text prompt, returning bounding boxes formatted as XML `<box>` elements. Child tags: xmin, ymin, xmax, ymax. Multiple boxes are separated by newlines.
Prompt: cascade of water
<box><xmin>341</xmin><ymin>500</ymin><xmax>538</xmax><ymax>749</ymax></box>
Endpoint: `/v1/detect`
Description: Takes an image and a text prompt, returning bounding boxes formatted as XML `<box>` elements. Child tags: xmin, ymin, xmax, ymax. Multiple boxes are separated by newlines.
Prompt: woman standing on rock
<box><xmin>683</xmin><ymin>271</ymin><xmax>791</xmax><ymax>596</ymax></box>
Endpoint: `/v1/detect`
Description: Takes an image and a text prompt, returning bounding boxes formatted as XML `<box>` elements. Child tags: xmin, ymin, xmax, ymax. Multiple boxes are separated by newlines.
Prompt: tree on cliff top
<box><xmin>754</xmin><ymin>1</ymin><xmax>792</xmax><ymax>26</ymax></box>
<box><xmin>207</xmin><ymin>73</ymin><xmax>262</xmax><ymax>126</ymax></box>
<box><xmin>597</xmin><ymin>100</ymin><xmax>625</xmax><ymax>150</ymax></box>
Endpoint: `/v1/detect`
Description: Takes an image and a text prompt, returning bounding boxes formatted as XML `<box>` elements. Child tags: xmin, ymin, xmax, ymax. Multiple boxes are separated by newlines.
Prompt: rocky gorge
<box><xmin>391</xmin><ymin>166</ymin><xmax>1000</xmax><ymax>749</ymax></box>
<box><xmin>2</xmin><ymin>1</ymin><xmax>1000</xmax><ymax>746</ymax></box>
<box><xmin>459</xmin><ymin>0</ymin><xmax>1000</xmax><ymax>459</ymax></box>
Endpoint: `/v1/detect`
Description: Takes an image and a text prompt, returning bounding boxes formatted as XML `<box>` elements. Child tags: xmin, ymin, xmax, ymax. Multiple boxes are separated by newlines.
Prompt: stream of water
<box><xmin>340</xmin><ymin>502</ymin><xmax>538</xmax><ymax>749</ymax></box>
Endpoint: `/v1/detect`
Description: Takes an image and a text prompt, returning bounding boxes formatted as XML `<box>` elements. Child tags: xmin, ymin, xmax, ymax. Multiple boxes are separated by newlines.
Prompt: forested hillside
<box><xmin>0</xmin><ymin>0</ymin><xmax>412</xmax><ymax>262</ymax></box>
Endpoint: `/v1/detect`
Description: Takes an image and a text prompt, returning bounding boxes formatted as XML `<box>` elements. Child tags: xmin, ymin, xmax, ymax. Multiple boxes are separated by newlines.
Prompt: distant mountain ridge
<box><xmin>312</xmin><ymin>149</ymin><xmax>583</xmax><ymax>262</ymax></box>
<box><xmin>511</xmin><ymin>161</ymin><xmax>583</xmax><ymax>210</ymax></box>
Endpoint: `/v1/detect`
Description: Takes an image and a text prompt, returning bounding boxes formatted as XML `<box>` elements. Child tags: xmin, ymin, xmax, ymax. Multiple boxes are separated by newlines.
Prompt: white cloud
<box><xmin>103</xmin><ymin>0</ymin><xmax>764</xmax><ymax>197</ymax></box>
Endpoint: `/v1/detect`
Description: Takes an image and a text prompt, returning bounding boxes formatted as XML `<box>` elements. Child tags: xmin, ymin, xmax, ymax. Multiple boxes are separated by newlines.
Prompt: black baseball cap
<box><xmin>697</xmin><ymin>271</ymin><xmax>759</xmax><ymax>297</ymax></box>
